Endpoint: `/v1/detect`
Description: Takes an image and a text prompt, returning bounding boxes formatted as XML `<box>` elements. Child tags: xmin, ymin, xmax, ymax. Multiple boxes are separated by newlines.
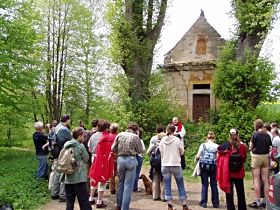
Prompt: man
<box><xmin>33</xmin><ymin>121</ymin><xmax>48</xmax><ymax>179</ymax></box>
<box><xmin>172</xmin><ymin>117</ymin><xmax>186</xmax><ymax>169</ymax></box>
<box><xmin>172</xmin><ymin>117</ymin><xmax>186</xmax><ymax>139</ymax></box>
<box><xmin>112</xmin><ymin>122</ymin><xmax>144</xmax><ymax>210</ymax></box>
<box><xmin>51</xmin><ymin>115</ymin><xmax>72</xmax><ymax>202</ymax></box>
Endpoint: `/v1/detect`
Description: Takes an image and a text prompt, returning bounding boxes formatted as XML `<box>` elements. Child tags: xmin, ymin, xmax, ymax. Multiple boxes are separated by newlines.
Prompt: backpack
<box><xmin>150</xmin><ymin>148</ymin><xmax>161</xmax><ymax>170</ymax></box>
<box><xmin>48</xmin><ymin>130</ymin><xmax>61</xmax><ymax>159</ymax></box>
<box><xmin>57</xmin><ymin>147</ymin><xmax>77</xmax><ymax>174</ymax></box>
<box><xmin>269</xmin><ymin>147</ymin><xmax>278</xmax><ymax>170</ymax></box>
<box><xmin>229</xmin><ymin>149</ymin><xmax>243</xmax><ymax>172</ymax></box>
<box><xmin>199</xmin><ymin>144</ymin><xmax>216</xmax><ymax>170</ymax></box>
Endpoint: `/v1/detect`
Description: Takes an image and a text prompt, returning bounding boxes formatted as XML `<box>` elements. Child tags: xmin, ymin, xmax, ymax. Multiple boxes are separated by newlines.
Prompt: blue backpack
<box><xmin>199</xmin><ymin>144</ymin><xmax>216</xmax><ymax>170</ymax></box>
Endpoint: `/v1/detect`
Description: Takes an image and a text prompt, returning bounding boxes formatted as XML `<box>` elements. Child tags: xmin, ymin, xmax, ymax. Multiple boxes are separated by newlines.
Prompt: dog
<box><xmin>139</xmin><ymin>174</ymin><xmax>152</xmax><ymax>195</ymax></box>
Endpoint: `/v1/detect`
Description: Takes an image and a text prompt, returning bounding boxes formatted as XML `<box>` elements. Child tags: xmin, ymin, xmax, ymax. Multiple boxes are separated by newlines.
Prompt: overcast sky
<box><xmin>155</xmin><ymin>0</ymin><xmax>280</xmax><ymax>71</ymax></box>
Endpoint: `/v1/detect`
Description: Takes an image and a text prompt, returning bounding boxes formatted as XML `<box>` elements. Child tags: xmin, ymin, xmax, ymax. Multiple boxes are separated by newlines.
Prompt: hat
<box><xmin>230</xmin><ymin>128</ymin><xmax>236</xmax><ymax>134</ymax></box>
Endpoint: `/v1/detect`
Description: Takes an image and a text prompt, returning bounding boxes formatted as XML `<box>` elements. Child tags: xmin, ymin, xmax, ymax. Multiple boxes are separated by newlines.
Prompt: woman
<box><xmin>147</xmin><ymin>125</ymin><xmax>166</xmax><ymax>201</ymax></box>
<box><xmin>88</xmin><ymin>120</ymin><xmax>114</xmax><ymax>208</ymax></box>
<box><xmin>109</xmin><ymin>123</ymin><xmax>119</xmax><ymax>195</ymax></box>
<box><xmin>217</xmin><ymin>128</ymin><xmax>247</xmax><ymax>210</ymax></box>
<box><xmin>133</xmin><ymin>128</ymin><xmax>146</xmax><ymax>192</ymax></box>
<box><xmin>195</xmin><ymin>131</ymin><xmax>219</xmax><ymax>208</ymax></box>
<box><xmin>159</xmin><ymin>123</ymin><xmax>191</xmax><ymax>210</ymax></box>
<box><xmin>248</xmin><ymin>119</ymin><xmax>271</xmax><ymax>208</ymax></box>
<box><xmin>64</xmin><ymin>127</ymin><xmax>92</xmax><ymax>210</ymax></box>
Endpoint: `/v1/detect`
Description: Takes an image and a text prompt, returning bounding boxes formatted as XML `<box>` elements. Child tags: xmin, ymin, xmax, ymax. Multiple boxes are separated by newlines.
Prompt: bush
<box><xmin>0</xmin><ymin>148</ymin><xmax>49</xmax><ymax>209</ymax></box>
<box><xmin>256</xmin><ymin>103</ymin><xmax>280</xmax><ymax>124</ymax></box>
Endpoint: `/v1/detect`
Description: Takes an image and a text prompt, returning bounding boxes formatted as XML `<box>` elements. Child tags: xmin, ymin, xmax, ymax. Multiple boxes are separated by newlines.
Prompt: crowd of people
<box><xmin>32</xmin><ymin>115</ymin><xmax>280</xmax><ymax>210</ymax></box>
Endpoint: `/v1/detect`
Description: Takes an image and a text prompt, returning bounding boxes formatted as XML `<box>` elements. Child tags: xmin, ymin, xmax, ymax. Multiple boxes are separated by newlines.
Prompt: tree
<box><xmin>107</xmin><ymin>0</ymin><xmax>168</xmax><ymax>111</ymax></box>
<box><xmin>0</xmin><ymin>0</ymin><xmax>39</xmax><ymax>127</ymax></box>
<box><xmin>213</xmin><ymin>0</ymin><xmax>279</xmax><ymax>140</ymax></box>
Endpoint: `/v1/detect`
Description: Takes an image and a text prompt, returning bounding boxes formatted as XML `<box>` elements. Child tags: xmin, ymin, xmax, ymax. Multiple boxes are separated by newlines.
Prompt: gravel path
<box><xmin>39</xmin><ymin>167</ymin><xmax>256</xmax><ymax>210</ymax></box>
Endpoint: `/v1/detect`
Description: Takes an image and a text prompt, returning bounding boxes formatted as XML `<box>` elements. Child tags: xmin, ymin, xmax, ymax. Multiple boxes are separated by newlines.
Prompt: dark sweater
<box><xmin>33</xmin><ymin>132</ymin><xmax>48</xmax><ymax>156</ymax></box>
<box><xmin>251</xmin><ymin>131</ymin><xmax>272</xmax><ymax>155</ymax></box>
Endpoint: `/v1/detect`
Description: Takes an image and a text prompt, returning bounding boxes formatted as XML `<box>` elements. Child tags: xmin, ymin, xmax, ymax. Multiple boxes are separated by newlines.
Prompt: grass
<box><xmin>0</xmin><ymin>147</ymin><xmax>50</xmax><ymax>210</ymax></box>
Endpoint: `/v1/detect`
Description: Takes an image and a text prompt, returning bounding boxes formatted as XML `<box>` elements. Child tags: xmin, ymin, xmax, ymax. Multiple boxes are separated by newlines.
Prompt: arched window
<box><xmin>196</xmin><ymin>39</ymin><xmax>207</xmax><ymax>55</ymax></box>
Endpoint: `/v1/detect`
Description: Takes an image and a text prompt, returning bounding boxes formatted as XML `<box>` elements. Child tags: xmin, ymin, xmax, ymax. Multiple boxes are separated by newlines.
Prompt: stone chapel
<box><xmin>163</xmin><ymin>10</ymin><xmax>225</xmax><ymax>122</ymax></box>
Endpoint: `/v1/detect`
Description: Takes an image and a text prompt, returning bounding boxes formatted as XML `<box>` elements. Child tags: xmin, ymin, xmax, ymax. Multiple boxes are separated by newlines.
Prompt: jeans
<box><xmin>36</xmin><ymin>155</ymin><xmax>48</xmax><ymax>179</ymax></box>
<box><xmin>51</xmin><ymin>159</ymin><xmax>65</xmax><ymax>199</ymax></box>
<box><xmin>133</xmin><ymin>155</ymin><xmax>143</xmax><ymax>191</ymax></box>
<box><xmin>161</xmin><ymin>166</ymin><xmax>186</xmax><ymax>201</ymax></box>
<box><xmin>226</xmin><ymin>178</ymin><xmax>247</xmax><ymax>210</ymax></box>
<box><xmin>117</xmin><ymin>156</ymin><xmax>137</xmax><ymax>210</ymax></box>
<box><xmin>65</xmin><ymin>182</ymin><xmax>92</xmax><ymax>210</ymax></box>
<box><xmin>200</xmin><ymin>165</ymin><xmax>219</xmax><ymax>207</ymax></box>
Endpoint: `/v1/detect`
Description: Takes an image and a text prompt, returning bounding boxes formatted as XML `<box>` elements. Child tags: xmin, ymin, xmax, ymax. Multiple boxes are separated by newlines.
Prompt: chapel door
<box><xmin>193</xmin><ymin>94</ymin><xmax>210</xmax><ymax>122</ymax></box>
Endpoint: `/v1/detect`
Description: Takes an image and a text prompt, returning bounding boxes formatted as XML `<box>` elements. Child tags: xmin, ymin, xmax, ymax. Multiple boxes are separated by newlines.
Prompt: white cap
<box><xmin>230</xmin><ymin>128</ymin><xmax>236</xmax><ymax>134</ymax></box>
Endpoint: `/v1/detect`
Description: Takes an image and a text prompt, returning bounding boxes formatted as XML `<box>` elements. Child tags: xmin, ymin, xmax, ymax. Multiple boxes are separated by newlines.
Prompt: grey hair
<box><xmin>34</xmin><ymin>121</ymin><xmax>44</xmax><ymax>129</ymax></box>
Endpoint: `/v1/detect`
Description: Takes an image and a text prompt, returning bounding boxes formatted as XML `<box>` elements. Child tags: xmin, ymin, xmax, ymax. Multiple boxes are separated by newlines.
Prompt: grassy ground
<box><xmin>0</xmin><ymin>147</ymin><xmax>50</xmax><ymax>210</ymax></box>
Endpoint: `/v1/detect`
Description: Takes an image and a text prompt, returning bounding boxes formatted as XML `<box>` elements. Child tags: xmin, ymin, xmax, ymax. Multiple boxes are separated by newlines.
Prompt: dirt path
<box><xmin>39</xmin><ymin>168</ymin><xmax>256</xmax><ymax>210</ymax></box>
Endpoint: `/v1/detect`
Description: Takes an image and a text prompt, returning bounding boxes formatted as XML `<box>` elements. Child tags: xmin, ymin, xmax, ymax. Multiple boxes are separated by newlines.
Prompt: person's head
<box><xmin>50</xmin><ymin>120</ymin><xmax>57</xmax><ymax>129</ymax></box>
<box><xmin>110</xmin><ymin>123</ymin><xmax>119</xmax><ymax>134</ymax></box>
<box><xmin>254</xmin><ymin>119</ymin><xmax>263</xmax><ymax>131</ymax></box>
<box><xmin>91</xmin><ymin>119</ymin><xmax>99</xmax><ymax>128</ymax></box>
<box><xmin>61</xmin><ymin>115</ymin><xmax>70</xmax><ymax>126</ymax></box>
<box><xmin>166</xmin><ymin>123</ymin><xmax>176</xmax><ymax>136</ymax></box>
<box><xmin>34</xmin><ymin>121</ymin><xmax>44</xmax><ymax>132</ymax></box>
<box><xmin>127</xmin><ymin>122</ymin><xmax>139</xmax><ymax>133</ymax></box>
<box><xmin>272</xmin><ymin>127</ymin><xmax>279</xmax><ymax>137</ymax></box>
<box><xmin>271</xmin><ymin>122</ymin><xmax>279</xmax><ymax>129</ymax></box>
<box><xmin>79</xmin><ymin>120</ymin><xmax>85</xmax><ymax>127</ymax></box>
<box><xmin>72</xmin><ymin>127</ymin><xmax>84</xmax><ymax>141</ymax></box>
<box><xmin>99</xmin><ymin>120</ymin><xmax>110</xmax><ymax>132</ymax></box>
<box><xmin>156</xmin><ymin>125</ymin><xmax>165</xmax><ymax>134</ymax></box>
<box><xmin>207</xmin><ymin>131</ymin><xmax>215</xmax><ymax>140</ymax></box>
<box><xmin>229</xmin><ymin>128</ymin><xmax>240</xmax><ymax>149</ymax></box>
<box><xmin>172</xmin><ymin>117</ymin><xmax>179</xmax><ymax>125</ymax></box>
<box><xmin>264</xmin><ymin>123</ymin><xmax>271</xmax><ymax>132</ymax></box>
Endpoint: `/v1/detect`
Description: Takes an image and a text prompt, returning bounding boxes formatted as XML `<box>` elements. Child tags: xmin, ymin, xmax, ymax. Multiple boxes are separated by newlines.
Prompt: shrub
<box><xmin>0</xmin><ymin>148</ymin><xmax>49</xmax><ymax>209</ymax></box>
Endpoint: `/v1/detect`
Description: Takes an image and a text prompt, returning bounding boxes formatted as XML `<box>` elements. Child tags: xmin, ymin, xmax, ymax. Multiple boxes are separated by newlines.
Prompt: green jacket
<box><xmin>63</xmin><ymin>139</ymin><xmax>89</xmax><ymax>184</ymax></box>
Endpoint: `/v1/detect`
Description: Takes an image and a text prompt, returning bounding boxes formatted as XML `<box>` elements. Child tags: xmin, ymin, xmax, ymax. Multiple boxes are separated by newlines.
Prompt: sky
<box><xmin>155</xmin><ymin>0</ymin><xmax>280</xmax><ymax>72</ymax></box>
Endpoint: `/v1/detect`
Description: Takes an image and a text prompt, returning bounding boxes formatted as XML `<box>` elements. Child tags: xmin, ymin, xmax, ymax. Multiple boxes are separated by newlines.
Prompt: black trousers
<box><xmin>226</xmin><ymin>178</ymin><xmax>247</xmax><ymax>210</ymax></box>
<box><xmin>65</xmin><ymin>182</ymin><xmax>92</xmax><ymax>210</ymax></box>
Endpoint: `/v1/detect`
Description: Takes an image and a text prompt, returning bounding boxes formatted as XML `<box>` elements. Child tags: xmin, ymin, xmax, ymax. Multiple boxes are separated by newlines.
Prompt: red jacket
<box><xmin>217</xmin><ymin>148</ymin><xmax>231</xmax><ymax>193</ymax></box>
<box><xmin>88</xmin><ymin>131</ymin><xmax>115</xmax><ymax>186</ymax></box>
<box><xmin>217</xmin><ymin>142</ymin><xmax>247</xmax><ymax>193</ymax></box>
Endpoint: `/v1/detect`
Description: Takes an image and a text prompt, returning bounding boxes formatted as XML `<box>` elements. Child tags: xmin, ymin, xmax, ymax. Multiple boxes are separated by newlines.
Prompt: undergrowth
<box><xmin>0</xmin><ymin>148</ymin><xmax>50</xmax><ymax>209</ymax></box>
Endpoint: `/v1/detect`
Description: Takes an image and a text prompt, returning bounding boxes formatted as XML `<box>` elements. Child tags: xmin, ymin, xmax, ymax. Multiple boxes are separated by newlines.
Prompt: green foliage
<box><xmin>256</xmin><ymin>103</ymin><xmax>280</xmax><ymax>123</ymax></box>
<box><xmin>213</xmin><ymin>41</ymin><xmax>276</xmax><ymax>141</ymax></box>
<box><xmin>232</xmin><ymin>0</ymin><xmax>279</xmax><ymax>36</ymax></box>
<box><xmin>92</xmin><ymin>71</ymin><xmax>185</xmax><ymax>144</ymax></box>
<box><xmin>0</xmin><ymin>0</ymin><xmax>40</xmax><ymax>125</ymax></box>
<box><xmin>0</xmin><ymin>148</ymin><xmax>49</xmax><ymax>209</ymax></box>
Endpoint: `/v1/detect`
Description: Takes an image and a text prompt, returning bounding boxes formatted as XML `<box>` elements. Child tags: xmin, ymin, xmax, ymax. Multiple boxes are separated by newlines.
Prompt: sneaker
<box><xmin>161</xmin><ymin>199</ymin><xmax>167</xmax><ymax>202</ymax></box>
<box><xmin>89</xmin><ymin>200</ymin><xmax>95</xmax><ymax>205</ymax></box>
<box><xmin>213</xmin><ymin>204</ymin><xmax>219</xmax><ymax>208</ymax></box>
<box><xmin>199</xmin><ymin>202</ymin><xmax>207</xmax><ymax>208</ymax></box>
<box><xmin>59</xmin><ymin>197</ymin><xmax>66</xmax><ymax>202</ymax></box>
<box><xmin>248</xmin><ymin>201</ymin><xmax>261</xmax><ymax>209</ymax></box>
<box><xmin>153</xmin><ymin>198</ymin><xmax>161</xmax><ymax>201</ymax></box>
<box><xmin>51</xmin><ymin>195</ymin><xmax>60</xmax><ymax>200</ymax></box>
<box><xmin>96</xmin><ymin>202</ymin><xmax>107</xmax><ymax>208</ymax></box>
<box><xmin>261</xmin><ymin>202</ymin><xmax>266</xmax><ymax>208</ymax></box>
<box><xmin>183</xmin><ymin>206</ymin><xmax>192</xmax><ymax>210</ymax></box>
<box><xmin>115</xmin><ymin>207</ymin><xmax>121</xmax><ymax>210</ymax></box>
<box><xmin>168</xmin><ymin>204</ymin><xmax>173</xmax><ymax>210</ymax></box>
